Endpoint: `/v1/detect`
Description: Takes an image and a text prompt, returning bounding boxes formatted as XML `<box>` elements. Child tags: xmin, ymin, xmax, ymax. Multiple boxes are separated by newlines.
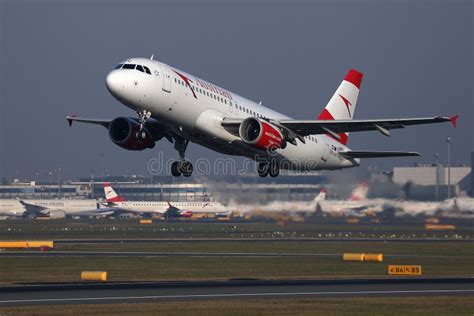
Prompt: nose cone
<box><xmin>105</xmin><ymin>70</ymin><xmax>122</xmax><ymax>96</ymax></box>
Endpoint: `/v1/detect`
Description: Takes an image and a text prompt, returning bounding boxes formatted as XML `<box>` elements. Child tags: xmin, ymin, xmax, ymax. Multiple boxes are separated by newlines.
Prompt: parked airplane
<box><xmin>315</xmin><ymin>183</ymin><xmax>385</xmax><ymax>217</ymax></box>
<box><xmin>231</xmin><ymin>189</ymin><xmax>329</xmax><ymax>214</ymax></box>
<box><xmin>18</xmin><ymin>199</ymin><xmax>115</xmax><ymax>218</ymax></box>
<box><xmin>67</xmin><ymin>57</ymin><xmax>456</xmax><ymax>177</ymax></box>
<box><xmin>103</xmin><ymin>183</ymin><xmax>228</xmax><ymax>217</ymax></box>
<box><xmin>0</xmin><ymin>199</ymin><xmax>27</xmax><ymax>218</ymax></box>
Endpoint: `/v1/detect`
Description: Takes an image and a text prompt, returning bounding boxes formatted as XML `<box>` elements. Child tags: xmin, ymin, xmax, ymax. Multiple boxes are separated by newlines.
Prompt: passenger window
<box><xmin>136</xmin><ymin>65</ymin><xmax>145</xmax><ymax>73</ymax></box>
<box><xmin>174</xmin><ymin>78</ymin><xmax>177</xmax><ymax>83</ymax></box>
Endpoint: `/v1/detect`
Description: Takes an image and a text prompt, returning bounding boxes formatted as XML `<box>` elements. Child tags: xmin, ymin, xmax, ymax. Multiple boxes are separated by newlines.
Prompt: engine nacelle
<box><xmin>239</xmin><ymin>117</ymin><xmax>286</xmax><ymax>150</ymax></box>
<box><xmin>46</xmin><ymin>210</ymin><xmax>66</xmax><ymax>219</ymax></box>
<box><xmin>108</xmin><ymin>117</ymin><xmax>155</xmax><ymax>151</ymax></box>
<box><xmin>180</xmin><ymin>210</ymin><xmax>193</xmax><ymax>218</ymax></box>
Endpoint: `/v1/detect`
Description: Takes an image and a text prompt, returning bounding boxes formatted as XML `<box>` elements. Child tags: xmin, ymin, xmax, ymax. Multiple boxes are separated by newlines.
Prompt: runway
<box><xmin>53</xmin><ymin>238</ymin><xmax>474</xmax><ymax>244</ymax></box>
<box><xmin>0</xmin><ymin>251</ymin><xmax>470</xmax><ymax>259</ymax></box>
<box><xmin>0</xmin><ymin>278</ymin><xmax>472</xmax><ymax>306</ymax></box>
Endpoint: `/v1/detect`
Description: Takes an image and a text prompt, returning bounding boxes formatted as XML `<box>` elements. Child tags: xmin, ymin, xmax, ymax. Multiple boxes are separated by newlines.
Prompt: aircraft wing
<box><xmin>72</xmin><ymin>207</ymin><xmax>118</xmax><ymax>217</ymax></box>
<box><xmin>66</xmin><ymin>116</ymin><xmax>111</xmax><ymax>128</ymax></box>
<box><xmin>18</xmin><ymin>200</ymin><xmax>47</xmax><ymax>212</ymax></box>
<box><xmin>17</xmin><ymin>200</ymin><xmax>49</xmax><ymax>217</ymax></box>
<box><xmin>339</xmin><ymin>151</ymin><xmax>421</xmax><ymax>159</ymax></box>
<box><xmin>276</xmin><ymin>116</ymin><xmax>456</xmax><ymax>136</ymax></box>
<box><xmin>222</xmin><ymin>116</ymin><xmax>457</xmax><ymax>139</ymax></box>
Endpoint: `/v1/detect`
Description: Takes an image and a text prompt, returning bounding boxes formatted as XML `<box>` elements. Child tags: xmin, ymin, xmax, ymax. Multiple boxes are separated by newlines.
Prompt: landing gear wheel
<box><xmin>171</xmin><ymin>161</ymin><xmax>181</xmax><ymax>177</ymax></box>
<box><xmin>135</xmin><ymin>131</ymin><xmax>147</xmax><ymax>140</ymax></box>
<box><xmin>257</xmin><ymin>163</ymin><xmax>269</xmax><ymax>177</ymax></box>
<box><xmin>171</xmin><ymin>160</ymin><xmax>193</xmax><ymax>177</ymax></box>
<box><xmin>180</xmin><ymin>160</ymin><xmax>193</xmax><ymax>177</ymax></box>
<box><xmin>268</xmin><ymin>162</ymin><xmax>280</xmax><ymax>178</ymax></box>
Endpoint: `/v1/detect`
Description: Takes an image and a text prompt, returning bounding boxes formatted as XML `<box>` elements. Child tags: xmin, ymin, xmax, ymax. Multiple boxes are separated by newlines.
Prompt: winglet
<box><xmin>450</xmin><ymin>115</ymin><xmax>458</xmax><ymax>128</ymax></box>
<box><xmin>66</xmin><ymin>115</ymin><xmax>76</xmax><ymax>127</ymax></box>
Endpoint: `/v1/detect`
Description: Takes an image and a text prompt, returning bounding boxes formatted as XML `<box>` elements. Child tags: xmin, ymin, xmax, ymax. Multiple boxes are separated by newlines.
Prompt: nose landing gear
<box><xmin>136</xmin><ymin>110</ymin><xmax>152</xmax><ymax>139</ymax></box>
<box><xmin>171</xmin><ymin>136</ymin><xmax>194</xmax><ymax>177</ymax></box>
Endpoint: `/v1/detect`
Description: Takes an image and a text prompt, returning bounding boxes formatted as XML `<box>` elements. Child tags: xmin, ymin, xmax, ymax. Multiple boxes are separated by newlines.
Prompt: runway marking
<box><xmin>1</xmin><ymin>289</ymin><xmax>473</xmax><ymax>304</ymax></box>
<box><xmin>2</xmin><ymin>251</ymin><xmax>471</xmax><ymax>258</ymax></box>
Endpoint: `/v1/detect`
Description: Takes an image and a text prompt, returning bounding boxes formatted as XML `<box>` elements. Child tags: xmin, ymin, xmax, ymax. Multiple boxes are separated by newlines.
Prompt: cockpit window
<box><xmin>122</xmin><ymin>64</ymin><xmax>136</xmax><ymax>70</ymax></box>
<box><xmin>118</xmin><ymin>63</ymin><xmax>152</xmax><ymax>75</ymax></box>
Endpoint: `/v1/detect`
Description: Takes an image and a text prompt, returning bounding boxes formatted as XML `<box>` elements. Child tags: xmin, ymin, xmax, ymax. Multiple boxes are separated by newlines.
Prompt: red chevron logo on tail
<box><xmin>338</xmin><ymin>94</ymin><xmax>352</xmax><ymax>118</ymax></box>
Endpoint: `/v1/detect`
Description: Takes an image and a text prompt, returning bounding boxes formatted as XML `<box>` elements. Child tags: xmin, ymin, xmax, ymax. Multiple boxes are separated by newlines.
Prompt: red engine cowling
<box><xmin>180</xmin><ymin>210</ymin><xmax>193</xmax><ymax>218</ymax></box>
<box><xmin>239</xmin><ymin>117</ymin><xmax>286</xmax><ymax>150</ymax></box>
<box><xmin>108</xmin><ymin>117</ymin><xmax>155</xmax><ymax>151</ymax></box>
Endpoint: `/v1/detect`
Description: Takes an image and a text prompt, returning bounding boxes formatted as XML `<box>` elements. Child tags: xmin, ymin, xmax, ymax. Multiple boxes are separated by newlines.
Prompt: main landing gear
<box><xmin>136</xmin><ymin>110</ymin><xmax>152</xmax><ymax>139</ymax></box>
<box><xmin>257</xmin><ymin>160</ymin><xmax>279</xmax><ymax>178</ymax></box>
<box><xmin>171</xmin><ymin>137</ymin><xmax>193</xmax><ymax>177</ymax></box>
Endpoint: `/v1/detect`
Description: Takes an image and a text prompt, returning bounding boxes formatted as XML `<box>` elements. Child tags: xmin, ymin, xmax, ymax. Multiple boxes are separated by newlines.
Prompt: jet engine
<box><xmin>108</xmin><ymin>117</ymin><xmax>155</xmax><ymax>151</ymax></box>
<box><xmin>239</xmin><ymin>117</ymin><xmax>286</xmax><ymax>150</ymax></box>
<box><xmin>46</xmin><ymin>210</ymin><xmax>66</xmax><ymax>219</ymax></box>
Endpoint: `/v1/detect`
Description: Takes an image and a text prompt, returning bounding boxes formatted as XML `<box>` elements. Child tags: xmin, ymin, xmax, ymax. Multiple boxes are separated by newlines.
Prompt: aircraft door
<box><xmin>321</xmin><ymin>143</ymin><xmax>330</xmax><ymax>163</ymax></box>
<box><xmin>161</xmin><ymin>65</ymin><xmax>171</xmax><ymax>93</ymax></box>
<box><xmin>228</xmin><ymin>100</ymin><xmax>233</xmax><ymax>115</ymax></box>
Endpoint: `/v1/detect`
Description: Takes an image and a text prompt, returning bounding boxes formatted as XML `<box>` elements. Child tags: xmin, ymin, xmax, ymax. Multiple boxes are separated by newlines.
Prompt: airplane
<box><xmin>67</xmin><ymin>57</ymin><xmax>457</xmax><ymax>177</ymax></box>
<box><xmin>315</xmin><ymin>183</ymin><xmax>386</xmax><ymax>217</ymax></box>
<box><xmin>230</xmin><ymin>188</ymin><xmax>328</xmax><ymax>215</ymax></box>
<box><xmin>102</xmin><ymin>182</ymin><xmax>229</xmax><ymax>217</ymax></box>
<box><xmin>18</xmin><ymin>199</ymin><xmax>116</xmax><ymax>218</ymax></box>
<box><xmin>0</xmin><ymin>199</ymin><xmax>28</xmax><ymax>218</ymax></box>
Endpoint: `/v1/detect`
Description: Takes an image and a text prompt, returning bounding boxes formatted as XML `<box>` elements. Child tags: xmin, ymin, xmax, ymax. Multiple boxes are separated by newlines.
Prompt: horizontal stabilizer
<box><xmin>340</xmin><ymin>151</ymin><xmax>421</xmax><ymax>159</ymax></box>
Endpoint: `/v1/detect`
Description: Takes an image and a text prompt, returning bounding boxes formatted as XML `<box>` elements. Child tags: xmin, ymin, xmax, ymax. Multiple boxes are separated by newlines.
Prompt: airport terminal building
<box><xmin>0</xmin><ymin>173</ymin><xmax>327</xmax><ymax>203</ymax></box>
<box><xmin>1</xmin><ymin>163</ymin><xmax>471</xmax><ymax>202</ymax></box>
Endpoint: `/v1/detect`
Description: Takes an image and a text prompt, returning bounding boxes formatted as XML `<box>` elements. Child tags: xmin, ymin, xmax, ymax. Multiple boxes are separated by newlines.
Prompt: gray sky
<box><xmin>0</xmin><ymin>0</ymin><xmax>472</xmax><ymax>180</ymax></box>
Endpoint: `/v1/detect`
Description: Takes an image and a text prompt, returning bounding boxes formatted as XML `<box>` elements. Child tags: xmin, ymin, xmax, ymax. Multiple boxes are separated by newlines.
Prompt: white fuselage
<box><xmin>22</xmin><ymin>199</ymin><xmax>99</xmax><ymax>214</ymax></box>
<box><xmin>0</xmin><ymin>200</ymin><xmax>26</xmax><ymax>217</ymax></box>
<box><xmin>317</xmin><ymin>199</ymin><xmax>387</xmax><ymax>217</ymax></box>
<box><xmin>105</xmin><ymin>58</ymin><xmax>358</xmax><ymax>171</ymax></box>
<box><xmin>109</xmin><ymin>200</ymin><xmax>228</xmax><ymax>215</ymax></box>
